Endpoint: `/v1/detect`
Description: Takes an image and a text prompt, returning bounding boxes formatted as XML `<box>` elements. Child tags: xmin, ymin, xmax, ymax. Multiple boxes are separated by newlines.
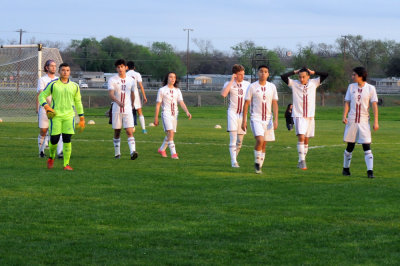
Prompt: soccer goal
<box><xmin>0</xmin><ymin>44</ymin><xmax>63</xmax><ymax>122</ymax></box>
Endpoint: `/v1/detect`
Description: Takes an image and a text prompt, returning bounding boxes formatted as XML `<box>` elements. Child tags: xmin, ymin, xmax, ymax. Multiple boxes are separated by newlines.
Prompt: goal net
<box><xmin>0</xmin><ymin>44</ymin><xmax>63</xmax><ymax>122</ymax></box>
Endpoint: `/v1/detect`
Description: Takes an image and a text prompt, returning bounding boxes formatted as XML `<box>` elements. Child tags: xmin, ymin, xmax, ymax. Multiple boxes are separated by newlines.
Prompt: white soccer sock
<box><xmin>254</xmin><ymin>150</ymin><xmax>262</xmax><ymax>165</ymax></box>
<box><xmin>38</xmin><ymin>134</ymin><xmax>46</xmax><ymax>153</ymax></box>
<box><xmin>343</xmin><ymin>150</ymin><xmax>352</xmax><ymax>168</ymax></box>
<box><xmin>159</xmin><ymin>136</ymin><xmax>168</xmax><ymax>151</ymax></box>
<box><xmin>229</xmin><ymin>132</ymin><xmax>237</xmax><ymax>163</ymax></box>
<box><xmin>139</xmin><ymin>115</ymin><xmax>146</xmax><ymax>130</ymax></box>
<box><xmin>297</xmin><ymin>142</ymin><xmax>305</xmax><ymax>162</ymax></box>
<box><xmin>236</xmin><ymin>134</ymin><xmax>244</xmax><ymax>157</ymax></box>
<box><xmin>304</xmin><ymin>144</ymin><xmax>309</xmax><ymax>158</ymax></box>
<box><xmin>168</xmin><ymin>141</ymin><xmax>177</xmax><ymax>155</ymax></box>
<box><xmin>57</xmin><ymin>135</ymin><xmax>63</xmax><ymax>155</ymax></box>
<box><xmin>364</xmin><ymin>150</ymin><xmax>373</xmax><ymax>171</ymax></box>
<box><xmin>45</xmin><ymin>134</ymin><xmax>49</xmax><ymax>148</ymax></box>
<box><xmin>113</xmin><ymin>138</ymin><xmax>121</xmax><ymax>156</ymax></box>
<box><xmin>128</xmin><ymin>137</ymin><xmax>136</xmax><ymax>154</ymax></box>
<box><xmin>260</xmin><ymin>152</ymin><xmax>266</xmax><ymax>168</ymax></box>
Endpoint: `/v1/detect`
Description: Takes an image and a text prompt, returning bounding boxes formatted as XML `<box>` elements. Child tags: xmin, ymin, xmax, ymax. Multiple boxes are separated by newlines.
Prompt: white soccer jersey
<box><xmin>108</xmin><ymin>75</ymin><xmax>136</xmax><ymax>114</ymax></box>
<box><xmin>345</xmin><ymin>82</ymin><xmax>378</xmax><ymax>123</ymax></box>
<box><xmin>156</xmin><ymin>86</ymin><xmax>183</xmax><ymax>116</ymax></box>
<box><xmin>245</xmin><ymin>81</ymin><xmax>278</xmax><ymax>121</ymax></box>
<box><xmin>223</xmin><ymin>80</ymin><xmax>251</xmax><ymax>114</ymax></box>
<box><xmin>126</xmin><ymin>70</ymin><xmax>143</xmax><ymax>83</ymax></box>
<box><xmin>37</xmin><ymin>74</ymin><xmax>58</xmax><ymax>105</ymax></box>
<box><xmin>288</xmin><ymin>77</ymin><xmax>320</xmax><ymax>118</ymax></box>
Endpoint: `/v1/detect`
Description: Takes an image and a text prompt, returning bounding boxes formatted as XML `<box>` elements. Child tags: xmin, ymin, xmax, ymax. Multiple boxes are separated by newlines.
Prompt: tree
<box><xmin>150</xmin><ymin>42</ymin><xmax>186</xmax><ymax>80</ymax></box>
<box><xmin>385</xmin><ymin>56</ymin><xmax>400</xmax><ymax>77</ymax></box>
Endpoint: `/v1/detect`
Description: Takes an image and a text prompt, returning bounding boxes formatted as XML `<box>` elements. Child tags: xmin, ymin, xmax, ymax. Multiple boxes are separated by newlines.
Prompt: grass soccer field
<box><xmin>0</xmin><ymin>106</ymin><xmax>399</xmax><ymax>265</ymax></box>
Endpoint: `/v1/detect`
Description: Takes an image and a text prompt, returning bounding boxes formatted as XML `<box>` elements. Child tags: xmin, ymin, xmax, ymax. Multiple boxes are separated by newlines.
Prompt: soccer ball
<box><xmin>148</xmin><ymin>122</ymin><xmax>155</xmax><ymax>127</ymax></box>
<box><xmin>214</xmin><ymin>124</ymin><xmax>222</xmax><ymax>129</ymax></box>
<box><xmin>0</xmin><ymin>118</ymin><xmax>2</xmax><ymax>122</ymax></box>
<box><xmin>88</xmin><ymin>120</ymin><xmax>95</xmax><ymax>125</ymax></box>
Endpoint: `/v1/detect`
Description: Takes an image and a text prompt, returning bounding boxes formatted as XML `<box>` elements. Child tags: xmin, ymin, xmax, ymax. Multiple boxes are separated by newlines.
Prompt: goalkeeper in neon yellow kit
<box><xmin>38</xmin><ymin>63</ymin><xmax>85</xmax><ymax>170</ymax></box>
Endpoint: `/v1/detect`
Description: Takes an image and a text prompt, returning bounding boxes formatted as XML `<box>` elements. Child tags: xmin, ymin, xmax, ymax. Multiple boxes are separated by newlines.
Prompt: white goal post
<box><xmin>0</xmin><ymin>44</ymin><xmax>63</xmax><ymax>122</ymax></box>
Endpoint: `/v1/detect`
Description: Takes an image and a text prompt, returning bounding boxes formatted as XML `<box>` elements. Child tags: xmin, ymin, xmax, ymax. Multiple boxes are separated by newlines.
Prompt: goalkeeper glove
<box><xmin>44</xmin><ymin>105</ymin><xmax>56</xmax><ymax>119</ymax></box>
<box><xmin>76</xmin><ymin>116</ymin><xmax>85</xmax><ymax>132</ymax></box>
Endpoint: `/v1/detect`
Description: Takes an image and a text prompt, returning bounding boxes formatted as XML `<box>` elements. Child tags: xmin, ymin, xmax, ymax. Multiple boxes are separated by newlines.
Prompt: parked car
<box><xmin>80</xmin><ymin>83</ymin><xmax>88</xmax><ymax>88</ymax></box>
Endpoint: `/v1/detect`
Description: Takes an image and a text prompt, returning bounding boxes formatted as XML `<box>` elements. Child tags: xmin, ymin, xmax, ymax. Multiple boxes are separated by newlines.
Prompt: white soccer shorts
<box><xmin>294</xmin><ymin>117</ymin><xmax>315</xmax><ymax>137</ymax></box>
<box><xmin>227</xmin><ymin>110</ymin><xmax>246</xmax><ymax>134</ymax></box>
<box><xmin>162</xmin><ymin>113</ymin><xmax>178</xmax><ymax>132</ymax></box>
<box><xmin>38</xmin><ymin>107</ymin><xmax>49</xmax><ymax>128</ymax></box>
<box><xmin>250</xmin><ymin>119</ymin><xmax>275</xmax><ymax>141</ymax></box>
<box><xmin>133</xmin><ymin>89</ymin><xmax>142</xmax><ymax>109</ymax></box>
<box><xmin>343</xmin><ymin>121</ymin><xmax>371</xmax><ymax>144</ymax></box>
<box><xmin>112</xmin><ymin>112</ymin><xmax>134</xmax><ymax>129</ymax></box>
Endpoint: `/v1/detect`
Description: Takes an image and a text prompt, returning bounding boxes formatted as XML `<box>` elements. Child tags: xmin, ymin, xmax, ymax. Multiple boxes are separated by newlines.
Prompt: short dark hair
<box><xmin>299</xmin><ymin>67</ymin><xmax>310</xmax><ymax>75</ymax></box>
<box><xmin>114</xmin><ymin>59</ymin><xmax>126</xmax><ymax>67</ymax></box>
<box><xmin>127</xmin><ymin>61</ymin><xmax>135</xmax><ymax>70</ymax></box>
<box><xmin>258</xmin><ymin>65</ymin><xmax>269</xmax><ymax>71</ymax></box>
<box><xmin>353</xmin><ymin>67</ymin><xmax>368</xmax><ymax>81</ymax></box>
<box><xmin>59</xmin><ymin>62</ymin><xmax>69</xmax><ymax>70</ymax></box>
<box><xmin>162</xmin><ymin>72</ymin><xmax>179</xmax><ymax>87</ymax></box>
<box><xmin>232</xmin><ymin>64</ymin><xmax>245</xmax><ymax>74</ymax></box>
<box><xmin>44</xmin><ymin>59</ymin><xmax>55</xmax><ymax>73</ymax></box>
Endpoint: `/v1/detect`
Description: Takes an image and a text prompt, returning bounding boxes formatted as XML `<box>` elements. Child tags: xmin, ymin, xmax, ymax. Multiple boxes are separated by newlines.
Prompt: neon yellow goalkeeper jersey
<box><xmin>39</xmin><ymin>79</ymin><xmax>84</xmax><ymax>119</ymax></box>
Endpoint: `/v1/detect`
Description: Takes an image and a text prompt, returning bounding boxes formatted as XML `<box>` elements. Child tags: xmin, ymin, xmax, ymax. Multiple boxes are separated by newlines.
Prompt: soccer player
<box><xmin>38</xmin><ymin>63</ymin><xmax>85</xmax><ymax>170</ymax></box>
<box><xmin>108</xmin><ymin>59</ymin><xmax>138</xmax><ymax>160</ymax></box>
<box><xmin>221</xmin><ymin>64</ymin><xmax>251</xmax><ymax>168</ymax></box>
<box><xmin>280</xmin><ymin>67</ymin><xmax>328</xmax><ymax>170</ymax></box>
<box><xmin>154</xmin><ymin>72</ymin><xmax>192</xmax><ymax>159</ymax></box>
<box><xmin>36</xmin><ymin>60</ymin><xmax>63</xmax><ymax>158</ymax></box>
<box><xmin>241</xmin><ymin>65</ymin><xmax>278</xmax><ymax>174</ymax></box>
<box><xmin>342</xmin><ymin>67</ymin><xmax>379</xmax><ymax>178</ymax></box>
<box><xmin>126</xmin><ymin>61</ymin><xmax>148</xmax><ymax>134</ymax></box>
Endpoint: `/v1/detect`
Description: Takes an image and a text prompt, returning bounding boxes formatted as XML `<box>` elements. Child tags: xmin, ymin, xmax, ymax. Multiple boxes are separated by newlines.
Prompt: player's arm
<box><xmin>74</xmin><ymin>84</ymin><xmax>85</xmax><ymax>130</ymax></box>
<box><xmin>139</xmin><ymin>82</ymin><xmax>147</xmax><ymax>103</ymax></box>
<box><xmin>36</xmin><ymin>92</ymin><xmax>40</xmax><ymax>114</ymax></box>
<box><xmin>131</xmin><ymin>85</ymin><xmax>136</xmax><ymax>106</ymax></box>
<box><xmin>308</xmin><ymin>69</ymin><xmax>329</xmax><ymax>84</ymax></box>
<box><xmin>280</xmin><ymin>70</ymin><xmax>296</xmax><ymax>85</ymax></box>
<box><xmin>179</xmin><ymin>100</ymin><xmax>192</xmax><ymax>120</ymax></box>
<box><xmin>241</xmin><ymin>100</ymin><xmax>250</xmax><ymax>131</ymax></box>
<box><xmin>372</xmin><ymin>102</ymin><xmax>379</xmax><ymax>131</ymax></box>
<box><xmin>154</xmin><ymin>102</ymin><xmax>161</xmax><ymax>126</ymax></box>
<box><xmin>221</xmin><ymin>74</ymin><xmax>236</xmax><ymax>97</ymax></box>
<box><xmin>38</xmin><ymin>83</ymin><xmax>56</xmax><ymax>118</ymax></box>
<box><xmin>342</xmin><ymin>101</ymin><xmax>350</xmax><ymax>124</ymax></box>
<box><xmin>108</xmin><ymin>89</ymin><xmax>123</xmax><ymax>107</ymax></box>
<box><xmin>272</xmin><ymin>100</ymin><xmax>279</xmax><ymax>130</ymax></box>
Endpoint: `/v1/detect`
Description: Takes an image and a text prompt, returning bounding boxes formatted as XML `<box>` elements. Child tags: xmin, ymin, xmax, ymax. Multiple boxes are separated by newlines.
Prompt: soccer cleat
<box><xmin>171</xmin><ymin>153</ymin><xmax>179</xmax><ymax>159</ymax></box>
<box><xmin>47</xmin><ymin>158</ymin><xmax>55</xmax><ymax>169</ymax></box>
<box><xmin>158</xmin><ymin>149</ymin><xmax>167</xmax><ymax>158</ymax></box>
<box><xmin>57</xmin><ymin>152</ymin><xmax>63</xmax><ymax>159</ymax></box>
<box><xmin>342</xmin><ymin>168</ymin><xmax>351</xmax><ymax>176</ymax></box>
<box><xmin>115</xmin><ymin>154</ymin><xmax>121</xmax><ymax>159</ymax></box>
<box><xmin>232</xmin><ymin>162</ymin><xmax>240</xmax><ymax>168</ymax></box>
<box><xmin>63</xmin><ymin>165</ymin><xmax>73</xmax><ymax>171</ymax></box>
<box><xmin>130</xmin><ymin>151</ymin><xmax>138</xmax><ymax>160</ymax></box>
<box><xmin>367</xmin><ymin>170</ymin><xmax>375</xmax><ymax>178</ymax></box>
<box><xmin>298</xmin><ymin>160</ymin><xmax>307</xmax><ymax>170</ymax></box>
<box><xmin>39</xmin><ymin>151</ymin><xmax>45</xmax><ymax>158</ymax></box>
<box><xmin>254</xmin><ymin>163</ymin><xmax>262</xmax><ymax>174</ymax></box>
<box><xmin>142</xmin><ymin>129</ymin><xmax>148</xmax><ymax>134</ymax></box>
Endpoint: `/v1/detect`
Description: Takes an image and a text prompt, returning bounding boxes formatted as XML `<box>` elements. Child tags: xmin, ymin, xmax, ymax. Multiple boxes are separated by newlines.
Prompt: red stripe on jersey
<box><xmin>305</xmin><ymin>95</ymin><xmax>308</xmax><ymax>117</ymax></box>
<box><xmin>237</xmin><ymin>96</ymin><xmax>241</xmax><ymax>114</ymax></box>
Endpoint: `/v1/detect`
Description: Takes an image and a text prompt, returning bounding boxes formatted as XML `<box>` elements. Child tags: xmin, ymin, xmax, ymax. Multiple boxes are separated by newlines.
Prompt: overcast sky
<box><xmin>1</xmin><ymin>0</ymin><xmax>399</xmax><ymax>53</ymax></box>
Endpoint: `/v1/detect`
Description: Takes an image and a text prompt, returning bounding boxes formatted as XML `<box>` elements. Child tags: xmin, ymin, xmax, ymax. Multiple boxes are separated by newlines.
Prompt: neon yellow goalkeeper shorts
<box><xmin>49</xmin><ymin>116</ymin><xmax>75</xmax><ymax>135</ymax></box>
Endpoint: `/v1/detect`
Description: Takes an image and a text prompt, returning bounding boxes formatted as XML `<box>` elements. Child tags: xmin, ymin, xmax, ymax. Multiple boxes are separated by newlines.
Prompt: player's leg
<box><xmin>236</xmin><ymin>134</ymin><xmax>244</xmax><ymax>157</ymax></box>
<box><xmin>358</xmin><ymin>122</ymin><xmax>374</xmax><ymax>178</ymax></box>
<box><xmin>38</xmin><ymin>108</ymin><xmax>48</xmax><ymax>157</ymax></box>
<box><xmin>57</xmin><ymin>135</ymin><xmax>64</xmax><ymax>159</ymax></box>
<box><xmin>137</xmin><ymin>108</ymin><xmax>147</xmax><ymax>133</ymax></box>
<box><xmin>112</xmin><ymin>113</ymin><xmax>122</xmax><ymax>158</ymax></box>
<box><xmin>251</xmin><ymin>119</ymin><xmax>264</xmax><ymax>174</ymax></box>
<box><xmin>343</xmin><ymin>142</ymin><xmax>355</xmax><ymax>176</ymax></box>
<box><xmin>304</xmin><ymin>137</ymin><xmax>309</xmax><ymax>160</ymax></box>
<box><xmin>297</xmin><ymin>134</ymin><xmax>307</xmax><ymax>169</ymax></box>
<box><xmin>363</xmin><ymin>143</ymin><xmax>374</xmax><ymax>178</ymax></box>
<box><xmin>167</xmin><ymin>130</ymin><xmax>178</xmax><ymax>159</ymax></box>
<box><xmin>61</xmin><ymin>133</ymin><xmax>72</xmax><ymax>170</ymax></box>
<box><xmin>260</xmin><ymin>122</ymin><xmax>276</xmax><ymax>169</ymax></box>
<box><xmin>123</xmin><ymin>113</ymin><xmax>138</xmax><ymax>160</ymax></box>
<box><xmin>229</xmin><ymin>131</ymin><xmax>238</xmax><ymax>167</ymax></box>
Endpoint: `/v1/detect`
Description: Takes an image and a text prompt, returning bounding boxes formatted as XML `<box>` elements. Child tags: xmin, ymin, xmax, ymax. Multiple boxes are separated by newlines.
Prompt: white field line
<box><xmin>1</xmin><ymin>137</ymin><xmax>399</xmax><ymax>149</ymax></box>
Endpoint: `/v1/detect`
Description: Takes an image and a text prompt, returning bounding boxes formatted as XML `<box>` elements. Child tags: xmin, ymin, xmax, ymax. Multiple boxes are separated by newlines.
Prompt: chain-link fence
<box><xmin>0</xmin><ymin>45</ymin><xmax>63</xmax><ymax>122</ymax></box>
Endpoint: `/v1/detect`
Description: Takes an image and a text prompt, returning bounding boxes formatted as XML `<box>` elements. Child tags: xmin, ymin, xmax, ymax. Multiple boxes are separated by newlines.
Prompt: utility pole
<box><xmin>183</xmin><ymin>28</ymin><xmax>193</xmax><ymax>91</ymax></box>
<box><xmin>15</xmin><ymin>29</ymin><xmax>26</xmax><ymax>93</ymax></box>
<box><xmin>16</xmin><ymin>28</ymin><xmax>26</xmax><ymax>44</ymax></box>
